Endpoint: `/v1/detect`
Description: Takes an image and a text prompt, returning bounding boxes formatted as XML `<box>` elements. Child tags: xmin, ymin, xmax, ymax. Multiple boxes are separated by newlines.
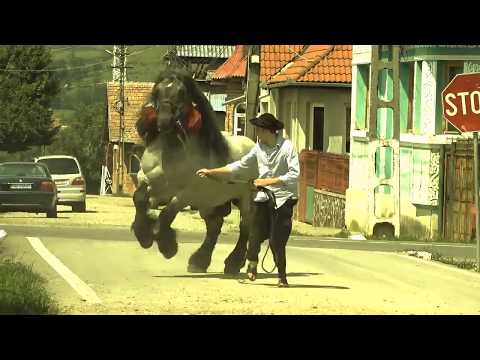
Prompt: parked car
<box><xmin>0</xmin><ymin>162</ymin><xmax>57</xmax><ymax>218</ymax></box>
<box><xmin>35</xmin><ymin>155</ymin><xmax>86</xmax><ymax>212</ymax></box>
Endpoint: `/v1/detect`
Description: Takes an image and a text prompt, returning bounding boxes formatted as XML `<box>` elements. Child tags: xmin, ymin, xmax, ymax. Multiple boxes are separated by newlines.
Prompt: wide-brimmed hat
<box><xmin>249</xmin><ymin>113</ymin><xmax>284</xmax><ymax>131</ymax></box>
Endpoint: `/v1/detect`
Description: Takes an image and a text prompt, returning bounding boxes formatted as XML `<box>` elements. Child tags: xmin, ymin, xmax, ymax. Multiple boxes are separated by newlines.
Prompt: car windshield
<box><xmin>0</xmin><ymin>163</ymin><xmax>48</xmax><ymax>177</ymax></box>
<box><xmin>37</xmin><ymin>158</ymin><xmax>79</xmax><ymax>175</ymax></box>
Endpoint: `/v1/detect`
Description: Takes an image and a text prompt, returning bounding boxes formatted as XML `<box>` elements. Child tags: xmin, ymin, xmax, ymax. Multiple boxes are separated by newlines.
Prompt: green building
<box><xmin>346</xmin><ymin>45</ymin><xmax>480</xmax><ymax>241</ymax></box>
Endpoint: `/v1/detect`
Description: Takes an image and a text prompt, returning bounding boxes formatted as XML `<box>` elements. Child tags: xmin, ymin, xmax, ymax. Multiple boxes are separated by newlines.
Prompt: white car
<box><xmin>35</xmin><ymin>155</ymin><xmax>86</xmax><ymax>212</ymax></box>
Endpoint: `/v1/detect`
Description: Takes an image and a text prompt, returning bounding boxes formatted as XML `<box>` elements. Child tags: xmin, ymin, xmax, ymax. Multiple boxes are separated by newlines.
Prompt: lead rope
<box><xmin>257</xmin><ymin>186</ymin><xmax>277</xmax><ymax>274</ymax></box>
<box><xmin>201</xmin><ymin>175</ymin><xmax>278</xmax><ymax>274</ymax></box>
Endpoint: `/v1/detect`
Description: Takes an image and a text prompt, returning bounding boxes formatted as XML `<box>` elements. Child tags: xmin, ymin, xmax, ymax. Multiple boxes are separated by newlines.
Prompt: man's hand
<box><xmin>196</xmin><ymin>168</ymin><xmax>211</xmax><ymax>178</ymax></box>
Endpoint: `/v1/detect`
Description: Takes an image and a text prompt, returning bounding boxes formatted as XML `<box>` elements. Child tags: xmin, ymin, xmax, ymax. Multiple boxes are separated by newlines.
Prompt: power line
<box><xmin>50</xmin><ymin>46</ymin><xmax>74</xmax><ymax>53</ymax></box>
<box><xmin>126</xmin><ymin>45</ymin><xmax>158</xmax><ymax>57</ymax></box>
<box><xmin>0</xmin><ymin>58</ymin><xmax>112</xmax><ymax>73</ymax></box>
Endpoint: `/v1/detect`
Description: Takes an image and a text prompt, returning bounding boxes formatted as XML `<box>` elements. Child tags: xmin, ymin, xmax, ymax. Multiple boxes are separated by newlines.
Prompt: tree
<box><xmin>0</xmin><ymin>46</ymin><xmax>60</xmax><ymax>152</ymax></box>
<box><xmin>46</xmin><ymin>103</ymin><xmax>105</xmax><ymax>194</ymax></box>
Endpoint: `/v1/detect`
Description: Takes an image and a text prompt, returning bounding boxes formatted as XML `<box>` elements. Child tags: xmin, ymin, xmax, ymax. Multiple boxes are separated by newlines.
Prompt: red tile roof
<box><xmin>212</xmin><ymin>45</ymin><xmax>248</xmax><ymax>79</ymax></box>
<box><xmin>107</xmin><ymin>81</ymin><xmax>154</xmax><ymax>144</ymax></box>
<box><xmin>261</xmin><ymin>45</ymin><xmax>352</xmax><ymax>85</ymax></box>
<box><xmin>260</xmin><ymin>45</ymin><xmax>303</xmax><ymax>82</ymax></box>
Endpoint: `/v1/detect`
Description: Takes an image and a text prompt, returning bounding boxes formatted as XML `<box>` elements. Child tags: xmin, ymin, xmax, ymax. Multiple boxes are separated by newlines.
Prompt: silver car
<box><xmin>35</xmin><ymin>155</ymin><xmax>86</xmax><ymax>212</ymax></box>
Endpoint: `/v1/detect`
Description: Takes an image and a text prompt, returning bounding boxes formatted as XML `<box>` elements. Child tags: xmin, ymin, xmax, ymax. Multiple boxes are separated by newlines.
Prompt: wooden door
<box><xmin>444</xmin><ymin>140</ymin><xmax>475</xmax><ymax>243</ymax></box>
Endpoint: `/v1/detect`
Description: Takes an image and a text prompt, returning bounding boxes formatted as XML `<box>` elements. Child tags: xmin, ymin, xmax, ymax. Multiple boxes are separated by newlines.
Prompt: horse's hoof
<box><xmin>131</xmin><ymin>221</ymin><xmax>154</xmax><ymax>249</ymax></box>
<box><xmin>223</xmin><ymin>270</ymin><xmax>241</xmax><ymax>279</ymax></box>
<box><xmin>223</xmin><ymin>265</ymin><xmax>241</xmax><ymax>276</ymax></box>
<box><xmin>158</xmin><ymin>240</ymin><xmax>178</xmax><ymax>259</ymax></box>
<box><xmin>224</xmin><ymin>257</ymin><xmax>245</xmax><ymax>275</ymax></box>
<box><xmin>157</xmin><ymin>228</ymin><xmax>178</xmax><ymax>259</ymax></box>
<box><xmin>187</xmin><ymin>264</ymin><xmax>208</xmax><ymax>273</ymax></box>
<box><xmin>139</xmin><ymin>238</ymin><xmax>154</xmax><ymax>249</ymax></box>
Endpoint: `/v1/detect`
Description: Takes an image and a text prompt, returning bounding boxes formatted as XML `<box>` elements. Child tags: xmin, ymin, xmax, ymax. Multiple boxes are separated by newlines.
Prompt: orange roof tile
<box><xmin>107</xmin><ymin>81</ymin><xmax>154</xmax><ymax>144</ymax></box>
<box><xmin>212</xmin><ymin>45</ymin><xmax>247</xmax><ymax>80</ymax></box>
<box><xmin>265</xmin><ymin>45</ymin><xmax>352</xmax><ymax>85</ymax></box>
<box><xmin>260</xmin><ymin>45</ymin><xmax>303</xmax><ymax>82</ymax></box>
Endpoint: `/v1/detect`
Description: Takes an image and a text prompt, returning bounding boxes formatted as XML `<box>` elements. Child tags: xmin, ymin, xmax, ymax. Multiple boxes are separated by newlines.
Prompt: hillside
<box><xmin>48</xmin><ymin>45</ymin><xmax>170</xmax><ymax>119</ymax></box>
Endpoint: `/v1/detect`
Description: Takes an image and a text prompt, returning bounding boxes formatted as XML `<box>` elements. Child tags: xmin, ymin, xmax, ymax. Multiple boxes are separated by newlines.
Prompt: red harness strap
<box><xmin>184</xmin><ymin>107</ymin><xmax>202</xmax><ymax>134</ymax></box>
<box><xmin>142</xmin><ymin>106</ymin><xmax>158</xmax><ymax>132</ymax></box>
<box><xmin>140</xmin><ymin>104</ymin><xmax>203</xmax><ymax>136</ymax></box>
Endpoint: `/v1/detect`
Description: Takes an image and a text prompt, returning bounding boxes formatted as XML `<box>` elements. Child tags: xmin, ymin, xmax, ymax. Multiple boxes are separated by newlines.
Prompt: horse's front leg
<box><xmin>154</xmin><ymin>195</ymin><xmax>185</xmax><ymax>259</ymax></box>
<box><xmin>132</xmin><ymin>181</ymin><xmax>156</xmax><ymax>249</ymax></box>
<box><xmin>187</xmin><ymin>202</ymin><xmax>231</xmax><ymax>273</ymax></box>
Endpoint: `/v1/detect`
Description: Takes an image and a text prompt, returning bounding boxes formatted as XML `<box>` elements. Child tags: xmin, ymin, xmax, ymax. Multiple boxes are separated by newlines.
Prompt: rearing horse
<box><xmin>131</xmin><ymin>66</ymin><xmax>257</xmax><ymax>274</ymax></box>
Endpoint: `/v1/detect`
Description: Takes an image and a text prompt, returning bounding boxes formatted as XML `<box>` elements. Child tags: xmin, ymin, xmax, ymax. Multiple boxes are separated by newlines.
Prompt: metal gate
<box><xmin>444</xmin><ymin>139</ymin><xmax>475</xmax><ymax>243</ymax></box>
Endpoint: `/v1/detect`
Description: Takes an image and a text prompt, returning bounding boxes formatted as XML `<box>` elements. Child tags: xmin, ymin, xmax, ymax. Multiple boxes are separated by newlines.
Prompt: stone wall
<box><xmin>313</xmin><ymin>189</ymin><xmax>346</xmax><ymax>228</ymax></box>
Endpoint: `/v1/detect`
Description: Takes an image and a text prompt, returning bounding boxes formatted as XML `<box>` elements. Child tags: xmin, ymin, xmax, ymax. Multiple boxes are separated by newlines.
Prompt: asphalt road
<box><xmin>1</xmin><ymin>224</ymin><xmax>477</xmax><ymax>259</ymax></box>
<box><xmin>2</xmin><ymin>224</ymin><xmax>480</xmax><ymax>314</ymax></box>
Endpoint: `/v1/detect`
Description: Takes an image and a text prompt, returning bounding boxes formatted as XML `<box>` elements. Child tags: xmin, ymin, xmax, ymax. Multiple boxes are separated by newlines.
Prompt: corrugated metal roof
<box><xmin>176</xmin><ymin>45</ymin><xmax>234</xmax><ymax>58</ymax></box>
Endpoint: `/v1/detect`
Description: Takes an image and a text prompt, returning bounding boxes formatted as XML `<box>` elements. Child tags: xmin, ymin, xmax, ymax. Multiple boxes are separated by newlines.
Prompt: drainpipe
<box><xmin>438</xmin><ymin>145</ymin><xmax>445</xmax><ymax>240</ymax></box>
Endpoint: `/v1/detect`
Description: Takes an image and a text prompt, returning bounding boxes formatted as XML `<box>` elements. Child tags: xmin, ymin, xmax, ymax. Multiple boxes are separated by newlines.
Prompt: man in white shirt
<box><xmin>196</xmin><ymin>113</ymin><xmax>299</xmax><ymax>287</ymax></box>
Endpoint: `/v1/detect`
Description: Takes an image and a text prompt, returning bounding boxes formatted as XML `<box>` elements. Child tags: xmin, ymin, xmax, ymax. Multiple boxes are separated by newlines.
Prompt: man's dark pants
<box><xmin>246</xmin><ymin>198</ymin><xmax>297</xmax><ymax>280</ymax></box>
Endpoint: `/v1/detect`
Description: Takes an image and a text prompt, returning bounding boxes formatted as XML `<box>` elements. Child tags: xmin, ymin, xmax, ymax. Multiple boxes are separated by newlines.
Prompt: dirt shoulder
<box><xmin>0</xmin><ymin>195</ymin><xmax>341</xmax><ymax>237</ymax></box>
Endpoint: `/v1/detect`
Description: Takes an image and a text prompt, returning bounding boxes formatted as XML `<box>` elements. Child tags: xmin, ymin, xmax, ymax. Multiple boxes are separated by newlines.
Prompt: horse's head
<box><xmin>150</xmin><ymin>71</ymin><xmax>193</xmax><ymax>133</ymax></box>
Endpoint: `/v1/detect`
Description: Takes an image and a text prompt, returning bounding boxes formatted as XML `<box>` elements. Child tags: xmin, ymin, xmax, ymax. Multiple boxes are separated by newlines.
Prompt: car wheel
<box><xmin>46</xmin><ymin>206</ymin><xmax>57</xmax><ymax>218</ymax></box>
<box><xmin>72</xmin><ymin>201</ymin><xmax>86</xmax><ymax>213</ymax></box>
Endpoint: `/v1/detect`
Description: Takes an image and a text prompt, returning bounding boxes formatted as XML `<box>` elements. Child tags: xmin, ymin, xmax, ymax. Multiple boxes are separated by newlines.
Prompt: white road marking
<box><xmin>26</xmin><ymin>237</ymin><xmax>102</xmax><ymax>304</ymax></box>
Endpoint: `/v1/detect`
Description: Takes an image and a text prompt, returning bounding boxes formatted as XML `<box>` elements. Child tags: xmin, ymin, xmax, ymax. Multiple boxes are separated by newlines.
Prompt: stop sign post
<box><xmin>442</xmin><ymin>72</ymin><xmax>480</xmax><ymax>272</ymax></box>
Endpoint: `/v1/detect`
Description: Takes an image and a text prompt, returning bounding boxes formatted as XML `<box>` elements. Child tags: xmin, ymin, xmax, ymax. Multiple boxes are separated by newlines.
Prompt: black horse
<box><xmin>131</xmin><ymin>66</ymin><xmax>257</xmax><ymax>274</ymax></box>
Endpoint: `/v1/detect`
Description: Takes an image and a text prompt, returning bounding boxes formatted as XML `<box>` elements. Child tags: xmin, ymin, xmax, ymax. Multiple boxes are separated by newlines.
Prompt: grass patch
<box><xmin>0</xmin><ymin>258</ymin><xmax>59</xmax><ymax>315</ymax></box>
<box><xmin>290</xmin><ymin>228</ymin><xmax>305</xmax><ymax>236</ymax></box>
<box><xmin>430</xmin><ymin>252</ymin><xmax>478</xmax><ymax>271</ymax></box>
<box><xmin>333</xmin><ymin>228</ymin><xmax>350</xmax><ymax>238</ymax></box>
<box><xmin>405</xmin><ymin>248</ymin><xmax>479</xmax><ymax>272</ymax></box>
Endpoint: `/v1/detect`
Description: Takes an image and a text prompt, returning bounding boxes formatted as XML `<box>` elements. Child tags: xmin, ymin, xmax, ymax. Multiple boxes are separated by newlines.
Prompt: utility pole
<box><xmin>117</xmin><ymin>45</ymin><xmax>127</xmax><ymax>194</ymax></box>
<box><xmin>106</xmin><ymin>45</ymin><xmax>128</xmax><ymax>194</ymax></box>
<box><xmin>245</xmin><ymin>45</ymin><xmax>260</xmax><ymax>140</ymax></box>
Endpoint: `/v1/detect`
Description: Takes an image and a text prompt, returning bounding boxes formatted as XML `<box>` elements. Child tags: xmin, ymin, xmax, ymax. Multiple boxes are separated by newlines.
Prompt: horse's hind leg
<box><xmin>131</xmin><ymin>182</ymin><xmax>155</xmax><ymax>249</ymax></box>
<box><xmin>224</xmin><ymin>197</ymin><xmax>250</xmax><ymax>275</ymax></box>
<box><xmin>188</xmin><ymin>203</ymin><xmax>230</xmax><ymax>273</ymax></box>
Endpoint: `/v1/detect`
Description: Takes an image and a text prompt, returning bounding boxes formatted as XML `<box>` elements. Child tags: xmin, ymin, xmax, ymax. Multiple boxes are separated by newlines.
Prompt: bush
<box><xmin>0</xmin><ymin>258</ymin><xmax>59</xmax><ymax>314</ymax></box>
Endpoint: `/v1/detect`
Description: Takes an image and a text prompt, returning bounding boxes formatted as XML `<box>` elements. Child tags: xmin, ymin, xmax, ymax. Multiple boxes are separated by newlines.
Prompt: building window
<box><xmin>261</xmin><ymin>101</ymin><xmax>269</xmax><ymax>114</ymax></box>
<box><xmin>233</xmin><ymin>103</ymin><xmax>246</xmax><ymax>136</ymax></box>
<box><xmin>345</xmin><ymin>106</ymin><xmax>351</xmax><ymax>153</ymax></box>
<box><xmin>285</xmin><ymin>101</ymin><xmax>292</xmax><ymax>138</ymax></box>
<box><xmin>312</xmin><ymin>106</ymin><xmax>325</xmax><ymax>151</ymax></box>
<box><xmin>129</xmin><ymin>154</ymin><xmax>141</xmax><ymax>174</ymax></box>
<box><xmin>407</xmin><ymin>62</ymin><xmax>415</xmax><ymax>131</ymax></box>
<box><xmin>355</xmin><ymin>64</ymin><xmax>370</xmax><ymax>130</ymax></box>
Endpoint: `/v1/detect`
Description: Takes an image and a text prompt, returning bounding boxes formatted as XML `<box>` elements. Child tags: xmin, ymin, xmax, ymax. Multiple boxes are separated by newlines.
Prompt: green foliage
<box><xmin>0</xmin><ymin>45</ymin><xmax>61</xmax><ymax>152</ymax></box>
<box><xmin>49</xmin><ymin>45</ymin><xmax>169</xmax><ymax>110</ymax></box>
<box><xmin>0</xmin><ymin>258</ymin><xmax>59</xmax><ymax>314</ymax></box>
<box><xmin>46</xmin><ymin>103</ymin><xmax>105</xmax><ymax>194</ymax></box>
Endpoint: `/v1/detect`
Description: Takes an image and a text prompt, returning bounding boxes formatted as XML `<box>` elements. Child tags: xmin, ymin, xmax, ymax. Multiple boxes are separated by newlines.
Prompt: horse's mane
<box><xmin>149</xmin><ymin>66</ymin><xmax>231</xmax><ymax>166</ymax></box>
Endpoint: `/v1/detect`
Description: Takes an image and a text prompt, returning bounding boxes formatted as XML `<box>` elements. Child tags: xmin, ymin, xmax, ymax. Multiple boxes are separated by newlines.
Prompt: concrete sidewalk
<box><xmin>0</xmin><ymin>195</ymin><xmax>344</xmax><ymax>238</ymax></box>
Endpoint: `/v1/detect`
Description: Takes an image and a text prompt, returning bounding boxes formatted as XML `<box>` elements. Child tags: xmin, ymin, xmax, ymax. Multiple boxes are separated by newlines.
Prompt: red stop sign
<box><xmin>442</xmin><ymin>72</ymin><xmax>480</xmax><ymax>132</ymax></box>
